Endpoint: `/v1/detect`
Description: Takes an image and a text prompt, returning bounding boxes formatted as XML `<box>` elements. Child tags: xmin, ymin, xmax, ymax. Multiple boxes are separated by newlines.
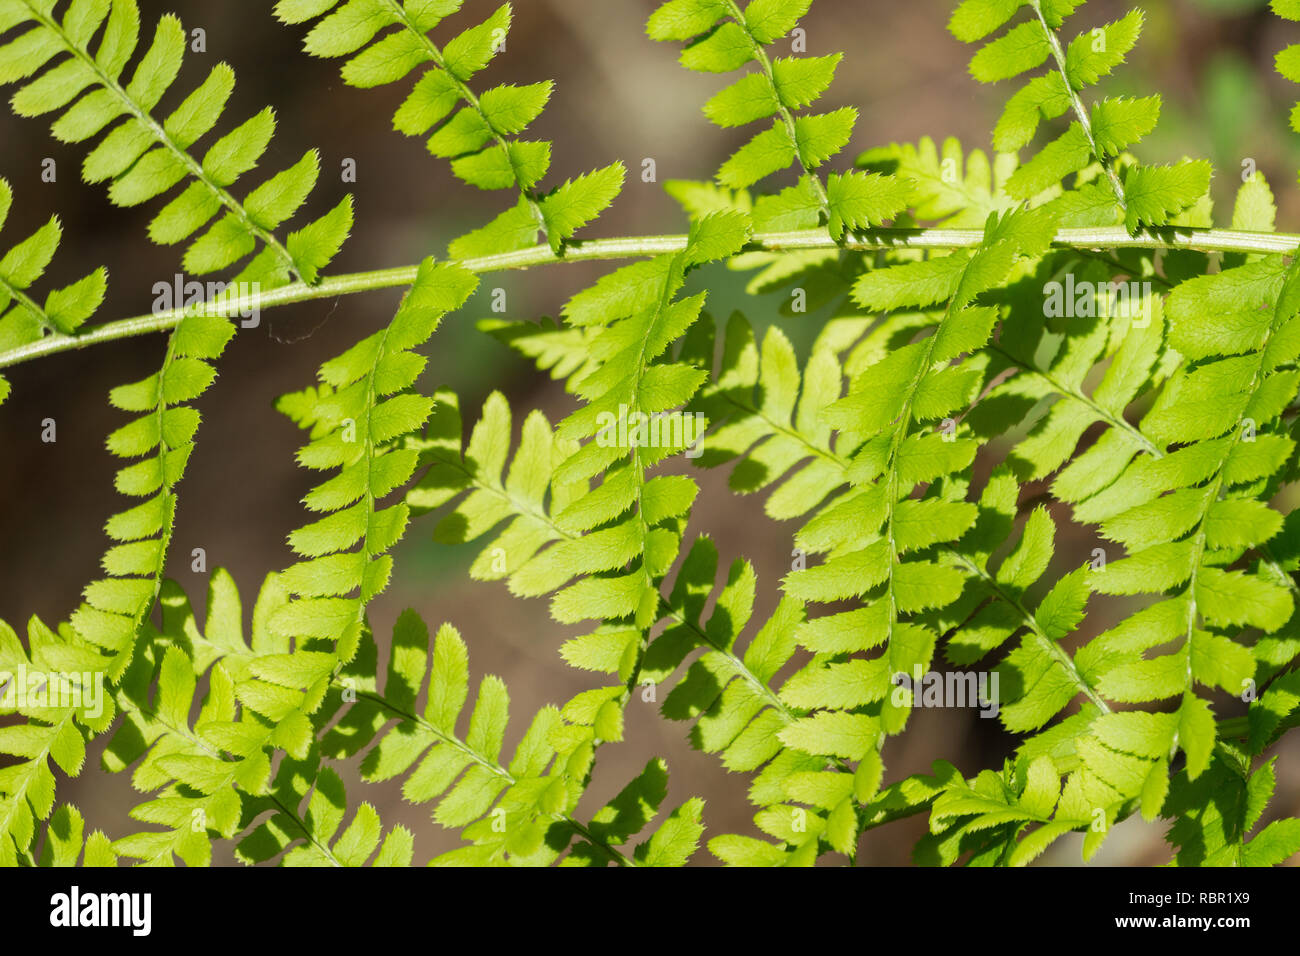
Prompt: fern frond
<box><xmin>731</xmin><ymin>209</ymin><xmax>1048</xmax><ymax>843</ymax></box>
<box><xmin>3</xmin><ymin>0</ymin><xmax>363</xmax><ymax>674</ymax></box>
<box><xmin>858</xmin><ymin>135</ymin><xmax>1020</xmax><ymax>229</ymax></box>
<box><xmin>0</xmin><ymin>0</ymin><xmax>353</xmax><ymax>285</ymax></box>
<box><xmin>690</xmin><ymin>310</ymin><xmax>1102</xmax><ymax>741</ymax></box>
<box><xmin>404</xmin><ymin>217</ymin><xmax>757</xmax><ymax>818</ymax></box>
<box><xmin>495</xmin><ymin>214</ymin><xmax>1258</xmax><ymax>866</ymax></box>
<box><xmin>1274</xmin><ymin>0</ymin><xmax>1300</xmax><ymax>137</ymax></box>
<box><xmin>246</xmin><ymin>763</ymin><xmax>415</xmax><ymax>867</ymax></box>
<box><xmin>260</xmin><ymin>258</ymin><xmax>476</xmax><ymax>690</ymax></box>
<box><xmin>99</xmin><ymin>571</ymin><xmax>321</xmax><ymax>865</ymax></box>
<box><xmin>410</xmin><ymin>325</ymin><xmax>874</xmax><ymax>861</ymax></box>
<box><xmin>0</xmin><ymin>176</ymin><xmax>107</xmax><ymax>404</ymax></box>
<box><xmin>950</xmin><ymin>0</ymin><xmax>1209</xmax><ymax>231</ymax></box>
<box><xmin>637</xmin><ymin>535</ymin><xmax>865</xmax><ymax>865</ymax></box>
<box><xmin>110</xmin><ymin>646</ymin><xmax>275</xmax><ymax>865</ymax></box>
<box><xmin>926</xmin><ymin>737</ymin><xmax>1299</xmax><ymax>867</ymax></box>
<box><xmin>99</xmin><ymin>261</ymin><xmax>473</xmax><ymax>863</ymax></box>
<box><xmin>1058</xmin><ymin>257</ymin><xmax>1300</xmax><ymax>780</ymax></box>
<box><xmin>66</xmin><ymin>312</ymin><xmax>232</xmax><ymax>677</ymax></box>
<box><xmin>415</xmin><ymin>213</ymin><xmax>748</xmax><ymax>646</ymax></box>
<box><xmin>969</xmin><ymin>256</ymin><xmax>1167</xmax><ymax>496</ymax></box>
<box><xmin>1165</xmin><ymin>748</ymin><xmax>1300</xmax><ymax>867</ymax></box>
<box><xmin>89</xmin><ymin>569</ymin><xmax>385</xmax><ymax>865</ymax></box>
<box><xmin>278</xmin><ymin>0</ymin><xmax>624</xmax><ymax>256</ymax></box>
<box><xmin>647</xmin><ymin>0</ymin><xmax>911</xmax><ymax>239</ymax></box>
<box><xmin>500</xmin><ymin>274</ymin><xmax>1110</xmax><ymax>863</ymax></box>
<box><xmin>297</xmin><ymin>608</ymin><xmax>693</xmax><ymax>866</ymax></box>
<box><xmin>921</xmin><ymin>255</ymin><xmax>1300</xmax><ymax>865</ymax></box>
<box><xmin>315</xmin><ymin>611</ymin><xmax>577</xmax><ymax>865</ymax></box>
<box><xmin>0</xmin><ymin>615</ymin><xmax>113</xmax><ymax>865</ymax></box>
<box><xmin>2</xmin><ymin>0</ymin><xmax>1298</xmax><ymax>873</ymax></box>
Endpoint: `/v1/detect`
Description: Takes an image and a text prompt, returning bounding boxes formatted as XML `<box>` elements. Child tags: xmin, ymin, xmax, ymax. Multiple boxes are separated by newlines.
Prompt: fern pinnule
<box><xmin>30</xmin><ymin>803</ymin><xmax>118</xmax><ymax>866</ymax></box>
<box><xmin>967</xmin><ymin>255</ymin><xmax>1167</xmax><ymax>499</ymax></box>
<box><xmin>304</xmin><ymin>607</ymin><xmax>692</xmax><ymax>866</ymax></box>
<box><xmin>1056</xmin><ymin>257</ymin><xmax>1300</xmax><ymax>789</ymax></box>
<box><xmin>406</xmin><ymin>388</ymin><xmax>583</xmax><ymax>588</ymax></box>
<box><xmin>685</xmin><ymin>313</ymin><xmax>847</xmax><ymax>521</ymax></box>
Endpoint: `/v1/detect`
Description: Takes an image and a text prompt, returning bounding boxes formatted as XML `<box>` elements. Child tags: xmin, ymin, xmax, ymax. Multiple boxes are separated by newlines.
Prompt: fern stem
<box><xmin>989</xmin><ymin>342</ymin><xmax>1159</xmax><ymax>456</ymax></box>
<box><xmin>1029</xmin><ymin>0</ymin><xmax>1128</xmax><ymax>212</ymax></box>
<box><xmin>0</xmin><ymin>273</ymin><xmax>57</xmax><ymax>336</ymax></box>
<box><xmin>6</xmin><ymin>226</ymin><xmax>1300</xmax><ymax>371</ymax></box>
<box><xmin>20</xmin><ymin>1</ymin><xmax>305</xmax><ymax>284</ymax></box>
<box><xmin>660</xmin><ymin>599</ymin><xmax>797</xmax><ymax>723</ymax></box>
<box><xmin>947</xmin><ymin>549</ymin><xmax>1111</xmax><ymax>714</ymax></box>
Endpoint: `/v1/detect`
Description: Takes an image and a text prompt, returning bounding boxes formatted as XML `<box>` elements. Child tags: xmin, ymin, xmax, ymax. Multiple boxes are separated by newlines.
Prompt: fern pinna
<box><xmin>0</xmin><ymin>0</ymin><xmax>1299</xmax><ymax>871</ymax></box>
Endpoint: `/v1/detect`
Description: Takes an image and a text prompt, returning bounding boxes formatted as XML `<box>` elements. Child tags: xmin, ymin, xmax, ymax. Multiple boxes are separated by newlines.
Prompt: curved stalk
<box><xmin>3</xmin><ymin>226</ymin><xmax>1300</xmax><ymax>371</ymax></box>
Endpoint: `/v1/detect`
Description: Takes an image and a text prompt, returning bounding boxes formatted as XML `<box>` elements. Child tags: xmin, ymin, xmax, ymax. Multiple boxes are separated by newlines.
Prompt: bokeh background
<box><xmin>2</xmin><ymin>0</ymin><xmax>1300</xmax><ymax>865</ymax></box>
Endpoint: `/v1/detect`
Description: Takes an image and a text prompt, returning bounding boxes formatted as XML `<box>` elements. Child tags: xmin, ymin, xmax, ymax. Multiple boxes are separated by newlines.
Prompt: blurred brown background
<box><xmin>2</xmin><ymin>0</ymin><xmax>1300</xmax><ymax>865</ymax></box>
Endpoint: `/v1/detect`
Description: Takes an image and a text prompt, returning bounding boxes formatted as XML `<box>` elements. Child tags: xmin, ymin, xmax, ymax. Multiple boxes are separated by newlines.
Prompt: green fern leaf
<box><xmin>1</xmin><ymin>0</ymin><xmax>353</xmax><ymax>287</ymax></box>
<box><xmin>0</xmin><ymin>176</ymin><xmax>107</xmax><ymax>404</ymax></box>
